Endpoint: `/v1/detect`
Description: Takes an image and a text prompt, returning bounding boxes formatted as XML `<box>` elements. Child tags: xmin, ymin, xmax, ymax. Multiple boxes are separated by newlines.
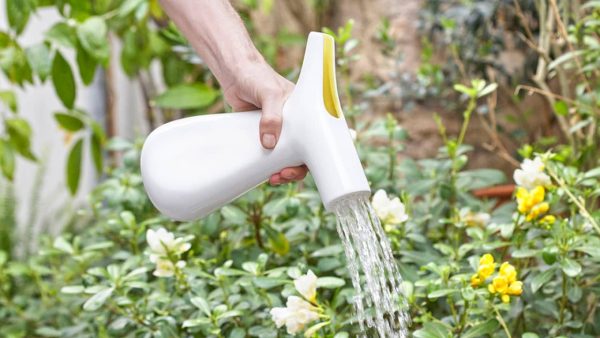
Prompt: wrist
<box><xmin>219</xmin><ymin>53</ymin><xmax>268</xmax><ymax>89</ymax></box>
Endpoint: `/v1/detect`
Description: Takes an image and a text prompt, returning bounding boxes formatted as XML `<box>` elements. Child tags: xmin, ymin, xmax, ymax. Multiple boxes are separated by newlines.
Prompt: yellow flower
<box><xmin>515</xmin><ymin>186</ymin><xmax>549</xmax><ymax>221</ymax></box>
<box><xmin>477</xmin><ymin>254</ymin><xmax>495</xmax><ymax>279</ymax></box>
<box><xmin>488</xmin><ymin>261</ymin><xmax>523</xmax><ymax>303</ymax></box>
<box><xmin>507</xmin><ymin>281</ymin><xmax>523</xmax><ymax>296</ymax></box>
<box><xmin>499</xmin><ymin>262</ymin><xmax>517</xmax><ymax>283</ymax></box>
<box><xmin>489</xmin><ymin>275</ymin><xmax>508</xmax><ymax>294</ymax></box>
<box><xmin>540</xmin><ymin>215</ymin><xmax>556</xmax><ymax>225</ymax></box>
<box><xmin>480</xmin><ymin>253</ymin><xmax>494</xmax><ymax>265</ymax></box>
<box><xmin>526</xmin><ymin>202</ymin><xmax>549</xmax><ymax>221</ymax></box>
<box><xmin>472</xmin><ymin>254</ymin><xmax>495</xmax><ymax>288</ymax></box>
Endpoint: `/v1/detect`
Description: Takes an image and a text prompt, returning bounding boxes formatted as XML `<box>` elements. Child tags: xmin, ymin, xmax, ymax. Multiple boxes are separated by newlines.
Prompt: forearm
<box><xmin>160</xmin><ymin>0</ymin><xmax>264</xmax><ymax>89</ymax></box>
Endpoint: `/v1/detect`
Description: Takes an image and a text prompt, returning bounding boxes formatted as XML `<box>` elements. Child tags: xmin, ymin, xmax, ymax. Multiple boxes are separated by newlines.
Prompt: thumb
<box><xmin>259</xmin><ymin>97</ymin><xmax>284</xmax><ymax>149</ymax></box>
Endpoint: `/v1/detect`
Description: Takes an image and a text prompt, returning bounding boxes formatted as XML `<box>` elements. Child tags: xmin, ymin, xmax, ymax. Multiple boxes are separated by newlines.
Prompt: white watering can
<box><xmin>141</xmin><ymin>32</ymin><xmax>370</xmax><ymax>221</ymax></box>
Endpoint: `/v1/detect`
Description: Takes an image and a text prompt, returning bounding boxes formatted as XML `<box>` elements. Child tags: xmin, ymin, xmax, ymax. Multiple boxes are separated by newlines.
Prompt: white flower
<box><xmin>513</xmin><ymin>157</ymin><xmax>551</xmax><ymax>189</ymax></box>
<box><xmin>152</xmin><ymin>258</ymin><xmax>186</xmax><ymax>278</ymax></box>
<box><xmin>459</xmin><ymin>208</ymin><xmax>490</xmax><ymax>227</ymax></box>
<box><xmin>270</xmin><ymin>296</ymin><xmax>319</xmax><ymax>334</ymax></box>
<box><xmin>146</xmin><ymin>227</ymin><xmax>191</xmax><ymax>278</ymax></box>
<box><xmin>146</xmin><ymin>227</ymin><xmax>191</xmax><ymax>256</ymax></box>
<box><xmin>371</xmin><ymin>189</ymin><xmax>408</xmax><ymax>224</ymax></box>
<box><xmin>294</xmin><ymin>270</ymin><xmax>318</xmax><ymax>302</ymax></box>
<box><xmin>349</xmin><ymin>128</ymin><xmax>357</xmax><ymax>141</ymax></box>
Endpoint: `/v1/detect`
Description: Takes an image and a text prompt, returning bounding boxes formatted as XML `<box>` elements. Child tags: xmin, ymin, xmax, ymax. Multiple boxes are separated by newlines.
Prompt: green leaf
<box><xmin>190</xmin><ymin>296</ymin><xmax>211</xmax><ymax>317</ymax></box>
<box><xmin>216</xmin><ymin>310</ymin><xmax>242</xmax><ymax>320</ymax></box>
<box><xmin>242</xmin><ymin>261</ymin><xmax>259</xmax><ymax>275</ymax></box>
<box><xmin>51</xmin><ymin>52</ymin><xmax>76</xmax><ymax>109</ymax></box>
<box><xmin>0</xmin><ymin>44</ymin><xmax>33</xmax><ymax>85</ymax></box>
<box><xmin>34</xmin><ymin>327</ymin><xmax>62</xmax><ymax>337</ymax></box>
<box><xmin>45</xmin><ymin>22</ymin><xmax>77</xmax><ymax>48</ymax></box>
<box><xmin>560</xmin><ymin>258</ymin><xmax>581</xmax><ymax>277</ymax></box>
<box><xmin>548</xmin><ymin>50</ymin><xmax>585</xmax><ymax>70</ymax></box>
<box><xmin>522</xmin><ymin>333</ymin><xmax>539</xmax><ymax>338</ymax></box>
<box><xmin>61</xmin><ymin>285</ymin><xmax>85</xmax><ymax>294</ymax></box>
<box><xmin>182</xmin><ymin>318</ymin><xmax>211</xmax><ymax>328</ymax></box>
<box><xmin>267</xmin><ymin>230</ymin><xmax>289</xmax><ymax>255</ymax></box>
<box><xmin>220</xmin><ymin>205</ymin><xmax>246</xmax><ymax>224</ymax></box>
<box><xmin>311</xmin><ymin>244</ymin><xmax>343</xmax><ymax>257</ymax></box>
<box><xmin>229</xmin><ymin>328</ymin><xmax>246</xmax><ymax>338</ymax></box>
<box><xmin>304</xmin><ymin>321</ymin><xmax>329</xmax><ymax>337</ymax></box>
<box><xmin>512</xmin><ymin>248</ymin><xmax>539</xmax><ymax>258</ymax></box>
<box><xmin>83</xmin><ymin>287</ymin><xmax>114</xmax><ymax>311</ymax></box>
<box><xmin>462</xmin><ymin>319</ymin><xmax>499</xmax><ymax>338</ymax></box>
<box><xmin>66</xmin><ymin>138</ymin><xmax>83</xmax><ymax>195</ymax></box>
<box><xmin>6</xmin><ymin>0</ymin><xmax>31</xmax><ymax>35</ymax></box>
<box><xmin>427</xmin><ymin>289</ymin><xmax>457</xmax><ymax>299</ymax></box>
<box><xmin>553</xmin><ymin>100</ymin><xmax>569</xmax><ymax>116</ymax></box>
<box><xmin>477</xmin><ymin>83</ymin><xmax>497</xmax><ymax>98</ymax></box>
<box><xmin>575</xmin><ymin>246</ymin><xmax>600</xmax><ymax>258</ymax></box>
<box><xmin>26</xmin><ymin>43</ymin><xmax>52</xmax><ymax>82</ymax></box>
<box><xmin>316</xmin><ymin>277</ymin><xmax>345</xmax><ymax>288</ymax></box>
<box><xmin>0</xmin><ymin>90</ymin><xmax>17</xmax><ymax>112</ymax></box>
<box><xmin>54</xmin><ymin>113</ymin><xmax>84</xmax><ymax>132</ymax></box>
<box><xmin>531</xmin><ymin>268</ymin><xmax>555</xmax><ymax>293</ymax></box>
<box><xmin>90</xmin><ymin>121</ymin><xmax>105</xmax><ymax>173</ymax></box>
<box><xmin>567</xmin><ymin>284</ymin><xmax>582</xmax><ymax>302</ymax></box>
<box><xmin>76</xmin><ymin>17</ymin><xmax>109</xmax><ymax>64</ymax></box>
<box><xmin>76</xmin><ymin>44</ymin><xmax>97</xmax><ymax>85</ymax></box>
<box><xmin>153</xmin><ymin>84</ymin><xmax>218</xmax><ymax>109</ymax></box>
<box><xmin>118</xmin><ymin>0</ymin><xmax>145</xmax><ymax>17</ymax></box>
<box><xmin>53</xmin><ymin>236</ymin><xmax>74</xmax><ymax>254</ymax></box>
<box><xmin>0</xmin><ymin>140</ymin><xmax>15</xmax><ymax>180</ymax></box>
<box><xmin>252</xmin><ymin>277</ymin><xmax>287</xmax><ymax>289</ymax></box>
<box><xmin>5</xmin><ymin>118</ymin><xmax>35</xmax><ymax>160</ymax></box>
<box><xmin>413</xmin><ymin>321</ymin><xmax>451</xmax><ymax>338</ymax></box>
<box><xmin>453</xmin><ymin>84</ymin><xmax>477</xmax><ymax>98</ymax></box>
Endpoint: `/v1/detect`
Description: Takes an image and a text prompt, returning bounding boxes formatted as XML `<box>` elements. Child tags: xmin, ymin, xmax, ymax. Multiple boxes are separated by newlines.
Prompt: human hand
<box><xmin>221</xmin><ymin>63</ymin><xmax>308</xmax><ymax>185</ymax></box>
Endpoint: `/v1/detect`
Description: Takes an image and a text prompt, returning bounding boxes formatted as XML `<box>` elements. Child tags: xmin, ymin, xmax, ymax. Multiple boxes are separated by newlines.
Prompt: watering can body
<box><xmin>141</xmin><ymin>32</ymin><xmax>370</xmax><ymax>221</ymax></box>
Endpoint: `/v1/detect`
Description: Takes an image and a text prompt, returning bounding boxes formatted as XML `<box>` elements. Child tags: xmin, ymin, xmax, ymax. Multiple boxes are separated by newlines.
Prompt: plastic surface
<box><xmin>141</xmin><ymin>32</ymin><xmax>370</xmax><ymax>221</ymax></box>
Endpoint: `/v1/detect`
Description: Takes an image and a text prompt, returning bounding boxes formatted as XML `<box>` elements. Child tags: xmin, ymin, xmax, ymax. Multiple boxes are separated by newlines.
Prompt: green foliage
<box><xmin>0</xmin><ymin>0</ymin><xmax>220</xmax><ymax>188</ymax></box>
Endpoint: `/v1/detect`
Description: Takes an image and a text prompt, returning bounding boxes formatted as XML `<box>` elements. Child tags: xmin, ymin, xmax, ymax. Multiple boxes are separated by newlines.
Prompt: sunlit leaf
<box><xmin>76</xmin><ymin>17</ymin><xmax>109</xmax><ymax>64</ymax></box>
<box><xmin>153</xmin><ymin>84</ymin><xmax>218</xmax><ymax>109</ymax></box>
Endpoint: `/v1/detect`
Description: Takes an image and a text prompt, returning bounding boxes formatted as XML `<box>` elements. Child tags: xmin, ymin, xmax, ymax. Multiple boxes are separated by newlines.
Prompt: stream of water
<box><xmin>332</xmin><ymin>193</ymin><xmax>410</xmax><ymax>338</ymax></box>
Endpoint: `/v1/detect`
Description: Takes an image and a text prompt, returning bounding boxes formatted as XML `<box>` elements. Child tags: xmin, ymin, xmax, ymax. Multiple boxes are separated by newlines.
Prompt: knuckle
<box><xmin>261</xmin><ymin>114</ymin><xmax>282</xmax><ymax>128</ymax></box>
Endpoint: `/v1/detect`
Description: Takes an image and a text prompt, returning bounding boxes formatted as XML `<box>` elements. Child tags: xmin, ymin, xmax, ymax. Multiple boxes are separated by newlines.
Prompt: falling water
<box><xmin>332</xmin><ymin>193</ymin><xmax>410</xmax><ymax>338</ymax></box>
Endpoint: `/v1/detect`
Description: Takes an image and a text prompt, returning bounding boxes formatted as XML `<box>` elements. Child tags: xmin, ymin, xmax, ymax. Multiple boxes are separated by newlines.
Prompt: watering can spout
<box><xmin>141</xmin><ymin>32</ymin><xmax>370</xmax><ymax>221</ymax></box>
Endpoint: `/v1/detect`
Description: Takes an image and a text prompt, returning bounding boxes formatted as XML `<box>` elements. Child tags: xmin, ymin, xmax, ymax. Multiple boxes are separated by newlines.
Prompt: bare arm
<box><xmin>159</xmin><ymin>0</ymin><xmax>307</xmax><ymax>184</ymax></box>
<box><xmin>160</xmin><ymin>0</ymin><xmax>260</xmax><ymax>90</ymax></box>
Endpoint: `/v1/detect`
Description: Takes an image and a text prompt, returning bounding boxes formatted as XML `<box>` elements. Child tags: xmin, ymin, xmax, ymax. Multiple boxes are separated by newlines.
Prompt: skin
<box><xmin>159</xmin><ymin>0</ymin><xmax>308</xmax><ymax>185</ymax></box>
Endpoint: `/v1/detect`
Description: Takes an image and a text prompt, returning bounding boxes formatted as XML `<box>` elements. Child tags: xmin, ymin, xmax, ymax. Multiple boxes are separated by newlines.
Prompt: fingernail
<box><xmin>262</xmin><ymin>134</ymin><xmax>276</xmax><ymax>148</ymax></box>
<box><xmin>282</xmin><ymin>171</ymin><xmax>296</xmax><ymax>179</ymax></box>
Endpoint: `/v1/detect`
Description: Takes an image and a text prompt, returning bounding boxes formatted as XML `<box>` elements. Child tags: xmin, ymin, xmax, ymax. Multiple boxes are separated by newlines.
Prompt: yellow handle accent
<box><xmin>323</xmin><ymin>35</ymin><xmax>343</xmax><ymax>118</ymax></box>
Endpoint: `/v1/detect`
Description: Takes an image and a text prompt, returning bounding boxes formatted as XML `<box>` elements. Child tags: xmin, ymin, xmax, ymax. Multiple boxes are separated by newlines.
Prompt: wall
<box><xmin>0</xmin><ymin>3</ymin><xmax>147</xmax><ymax>254</ymax></box>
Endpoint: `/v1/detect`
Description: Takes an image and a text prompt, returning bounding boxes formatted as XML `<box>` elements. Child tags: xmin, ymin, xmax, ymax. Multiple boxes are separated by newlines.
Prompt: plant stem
<box><xmin>559</xmin><ymin>270</ymin><xmax>568</xmax><ymax>326</ymax></box>
<box><xmin>547</xmin><ymin>167</ymin><xmax>600</xmax><ymax>235</ymax></box>
<box><xmin>388</xmin><ymin>127</ymin><xmax>396</xmax><ymax>185</ymax></box>
<box><xmin>457</xmin><ymin>97</ymin><xmax>476</xmax><ymax>147</ymax></box>
<box><xmin>493</xmin><ymin>305</ymin><xmax>513</xmax><ymax>338</ymax></box>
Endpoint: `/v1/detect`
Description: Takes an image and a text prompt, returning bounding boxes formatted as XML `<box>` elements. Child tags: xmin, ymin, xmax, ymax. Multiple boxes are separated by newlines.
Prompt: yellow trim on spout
<box><xmin>323</xmin><ymin>35</ymin><xmax>343</xmax><ymax>118</ymax></box>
